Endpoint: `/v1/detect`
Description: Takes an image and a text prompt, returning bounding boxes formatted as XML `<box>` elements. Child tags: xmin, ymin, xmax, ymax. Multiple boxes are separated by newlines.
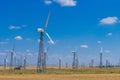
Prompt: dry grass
<box><xmin>0</xmin><ymin>74</ymin><xmax>120</xmax><ymax>80</ymax></box>
<box><xmin>0</xmin><ymin>66</ymin><xmax>120</xmax><ymax>80</ymax></box>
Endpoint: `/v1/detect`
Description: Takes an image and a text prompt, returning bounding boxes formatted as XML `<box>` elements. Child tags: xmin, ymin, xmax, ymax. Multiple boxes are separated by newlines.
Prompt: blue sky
<box><xmin>0</xmin><ymin>0</ymin><xmax>120</xmax><ymax>66</ymax></box>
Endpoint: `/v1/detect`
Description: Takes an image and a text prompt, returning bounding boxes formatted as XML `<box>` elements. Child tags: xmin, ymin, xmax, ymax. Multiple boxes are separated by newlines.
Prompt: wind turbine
<box><xmin>59</xmin><ymin>58</ymin><xmax>61</xmax><ymax>69</ymax></box>
<box><xmin>23</xmin><ymin>55</ymin><xmax>27</xmax><ymax>70</ymax></box>
<box><xmin>72</xmin><ymin>49</ymin><xmax>78</xmax><ymax>69</ymax></box>
<box><xmin>43</xmin><ymin>47</ymin><xmax>49</xmax><ymax>70</ymax></box>
<box><xmin>4</xmin><ymin>57</ymin><xmax>7</xmax><ymax>70</ymax></box>
<box><xmin>99</xmin><ymin>47</ymin><xmax>103</xmax><ymax>68</ymax></box>
<box><xmin>37</xmin><ymin>12</ymin><xmax>54</xmax><ymax>72</ymax></box>
<box><xmin>10</xmin><ymin>45</ymin><xmax>16</xmax><ymax>70</ymax></box>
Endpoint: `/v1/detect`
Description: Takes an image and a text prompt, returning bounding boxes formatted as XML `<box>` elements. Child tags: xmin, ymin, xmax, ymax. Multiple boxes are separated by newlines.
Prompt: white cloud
<box><xmin>97</xmin><ymin>41</ymin><xmax>102</xmax><ymax>44</ymax></box>
<box><xmin>54</xmin><ymin>0</ymin><xmax>77</xmax><ymax>6</ymax></box>
<box><xmin>99</xmin><ymin>16</ymin><xmax>119</xmax><ymax>25</ymax></box>
<box><xmin>45</xmin><ymin>0</ymin><xmax>52</xmax><ymax>5</ymax></box>
<box><xmin>107</xmin><ymin>32</ymin><xmax>112</xmax><ymax>36</ymax></box>
<box><xmin>0</xmin><ymin>52</ymin><xmax>6</xmax><ymax>56</ymax></box>
<box><xmin>9</xmin><ymin>25</ymin><xmax>21</xmax><ymax>30</ymax></box>
<box><xmin>21</xmin><ymin>25</ymin><xmax>27</xmax><ymax>27</ymax></box>
<box><xmin>104</xmin><ymin>50</ymin><xmax>111</xmax><ymax>53</ymax></box>
<box><xmin>0</xmin><ymin>42</ymin><xmax>8</xmax><ymax>45</ymax></box>
<box><xmin>26</xmin><ymin>50</ymin><xmax>30</xmax><ymax>53</ymax></box>
<box><xmin>80</xmin><ymin>45</ymin><xmax>88</xmax><ymax>48</ymax></box>
<box><xmin>26</xmin><ymin>38</ymin><xmax>32</xmax><ymax>41</ymax></box>
<box><xmin>14</xmin><ymin>36</ymin><xmax>23</xmax><ymax>40</ymax></box>
<box><xmin>9</xmin><ymin>25</ymin><xmax>27</xmax><ymax>30</ymax></box>
<box><xmin>5</xmin><ymin>38</ymin><xmax>10</xmax><ymax>41</ymax></box>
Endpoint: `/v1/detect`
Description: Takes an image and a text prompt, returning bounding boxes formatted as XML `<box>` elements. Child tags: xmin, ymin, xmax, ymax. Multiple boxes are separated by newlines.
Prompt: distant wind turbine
<box><xmin>10</xmin><ymin>45</ymin><xmax>16</xmax><ymax>70</ymax></box>
<box><xmin>99</xmin><ymin>47</ymin><xmax>103</xmax><ymax>68</ymax></box>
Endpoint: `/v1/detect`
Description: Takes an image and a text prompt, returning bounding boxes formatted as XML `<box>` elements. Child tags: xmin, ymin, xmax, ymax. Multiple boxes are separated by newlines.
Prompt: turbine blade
<box><xmin>45</xmin><ymin>32</ymin><xmax>55</xmax><ymax>44</ymax></box>
<box><xmin>100</xmin><ymin>47</ymin><xmax>103</xmax><ymax>53</ymax></box>
<box><xmin>13</xmin><ymin>52</ymin><xmax>16</xmax><ymax>57</ymax></box>
<box><xmin>13</xmin><ymin>43</ymin><xmax>15</xmax><ymax>51</ymax></box>
<box><xmin>5</xmin><ymin>58</ymin><xmax>8</xmax><ymax>62</ymax></box>
<box><xmin>44</xmin><ymin>12</ymin><xmax>51</xmax><ymax>31</ymax></box>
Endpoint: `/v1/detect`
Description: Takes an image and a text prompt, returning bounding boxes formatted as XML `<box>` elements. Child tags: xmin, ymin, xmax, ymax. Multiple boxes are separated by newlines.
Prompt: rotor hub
<box><xmin>37</xmin><ymin>28</ymin><xmax>44</xmax><ymax>32</ymax></box>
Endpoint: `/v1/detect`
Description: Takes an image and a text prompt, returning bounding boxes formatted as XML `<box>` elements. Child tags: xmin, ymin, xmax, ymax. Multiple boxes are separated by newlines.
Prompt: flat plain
<box><xmin>0</xmin><ymin>74</ymin><xmax>120</xmax><ymax>80</ymax></box>
<box><xmin>0</xmin><ymin>66</ymin><xmax>120</xmax><ymax>80</ymax></box>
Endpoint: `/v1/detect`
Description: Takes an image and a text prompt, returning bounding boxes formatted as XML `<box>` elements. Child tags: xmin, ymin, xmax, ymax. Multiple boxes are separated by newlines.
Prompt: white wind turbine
<box><xmin>37</xmin><ymin>12</ymin><xmax>54</xmax><ymax>72</ymax></box>
<box><xmin>10</xmin><ymin>45</ymin><xmax>16</xmax><ymax>70</ymax></box>
<box><xmin>99</xmin><ymin>47</ymin><xmax>103</xmax><ymax>68</ymax></box>
<box><xmin>4</xmin><ymin>57</ymin><xmax>8</xmax><ymax>70</ymax></box>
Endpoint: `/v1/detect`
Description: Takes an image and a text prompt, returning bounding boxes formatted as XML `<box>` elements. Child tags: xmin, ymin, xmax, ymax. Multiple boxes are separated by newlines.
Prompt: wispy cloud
<box><xmin>80</xmin><ymin>45</ymin><xmax>88</xmax><ymax>48</ymax></box>
<box><xmin>54</xmin><ymin>0</ymin><xmax>77</xmax><ymax>6</ymax></box>
<box><xmin>99</xmin><ymin>16</ymin><xmax>119</xmax><ymax>25</ymax></box>
<box><xmin>104</xmin><ymin>50</ymin><xmax>111</xmax><ymax>53</ymax></box>
<box><xmin>45</xmin><ymin>0</ymin><xmax>52</xmax><ymax>5</ymax></box>
<box><xmin>45</xmin><ymin>0</ymin><xmax>77</xmax><ymax>7</ymax></box>
<box><xmin>97</xmin><ymin>41</ymin><xmax>102</xmax><ymax>44</ymax></box>
<box><xmin>9</xmin><ymin>25</ymin><xmax>21</xmax><ymax>30</ymax></box>
<box><xmin>107</xmin><ymin>32</ymin><xmax>112</xmax><ymax>36</ymax></box>
<box><xmin>0</xmin><ymin>52</ymin><xmax>7</xmax><ymax>56</ymax></box>
<box><xmin>9</xmin><ymin>25</ymin><xmax>27</xmax><ymax>30</ymax></box>
<box><xmin>14</xmin><ymin>36</ymin><xmax>23</xmax><ymax>40</ymax></box>
<box><xmin>26</xmin><ymin>38</ymin><xmax>32</xmax><ymax>41</ymax></box>
<box><xmin>5</xmin><ymin>38</ymin><xmax>10</xmax><ymax>41</ymax></box>
<box><xmin>26</xmin><ymin>50</ymin><xmax>30</xmax><ymax>53</ymax></box>
<box><xmin>0</xmin><ymin>42</ymin><xmax>8</xmax><ymax>45</ymax></box>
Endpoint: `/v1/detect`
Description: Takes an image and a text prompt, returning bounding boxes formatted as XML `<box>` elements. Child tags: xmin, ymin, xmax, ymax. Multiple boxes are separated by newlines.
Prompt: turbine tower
<box><xmin>106</xmin><ymin>59</ymin><xmax>108</xmax><ymax>68</ymax></box>
<box><xmin>37</xmin><ymin>12</ymin><xmax>54</xmax><ymax>72</ymax></box>
<box><xmin>99</xmin><ymin>47</ymin><xmax>103</xmax><ymax>68</ymax></box>
<box><xmin>23</xmin><ymin>55</ymin><xmax>27</xmax><ymax>70</ymax></box>
<box><xmin>72</xmin><ymin>50</ymin><xmax>78</xmax><ymax>69</ymax></box>
<box><xmin>91</xmin><ymin>59</ymin><xmax>94</xmax><ymax>67</ymax></box>
<box><xmin>59</xmin><ymin>58</ymin><xmax>61</xmax><ymax>69</ymax></box>
<box><xmin>4</xmin><ymin>58</ymin><xmax>7</xmax><ymax>70</ymax></box>
<box><xmin>10</xmin><ymin>45</ymin><xmax>15</xmax><ymax>70</ymax></box>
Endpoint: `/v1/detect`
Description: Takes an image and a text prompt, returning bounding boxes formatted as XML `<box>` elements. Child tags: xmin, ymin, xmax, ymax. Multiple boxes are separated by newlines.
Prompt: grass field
<box><xmin>0</xmin><ymin>74</ymin><xmax>120</xmax><ymax>80</ymax></box>
<box><xmin>0</xmin><ymin>66</ymin><xmax>120</xmax><ymax>80</ymax></box>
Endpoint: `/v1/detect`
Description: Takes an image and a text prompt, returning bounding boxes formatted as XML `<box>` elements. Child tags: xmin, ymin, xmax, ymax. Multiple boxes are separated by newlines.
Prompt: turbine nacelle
<box><xmin>37</xmin><ymin>28</ymin><xmax>44</xmax><ymax>32</ymax></box>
